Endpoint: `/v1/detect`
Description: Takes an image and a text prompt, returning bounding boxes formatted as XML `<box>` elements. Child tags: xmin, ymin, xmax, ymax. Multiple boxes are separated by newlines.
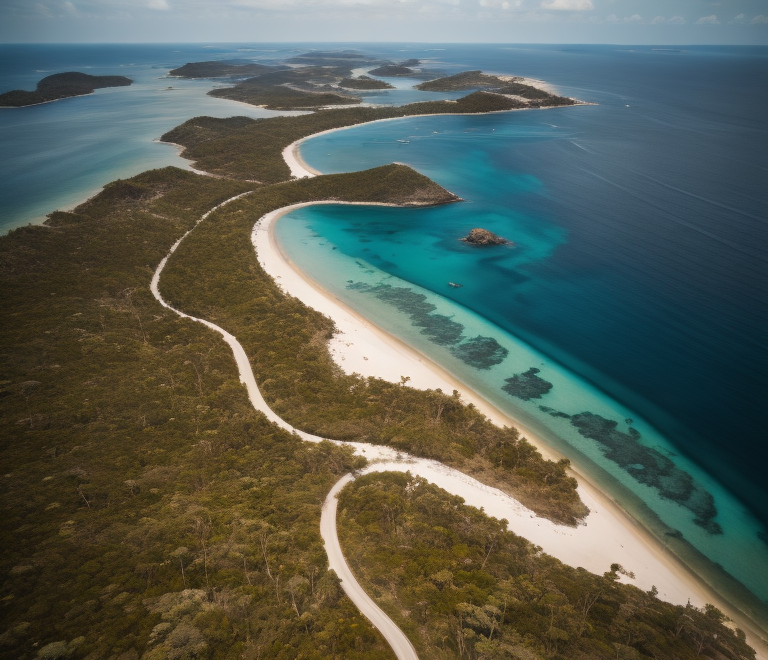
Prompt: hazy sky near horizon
<box><xmin>1</xmin><ymin>0</ymin><xmax>767</xmax><ymax>45</ymax></box>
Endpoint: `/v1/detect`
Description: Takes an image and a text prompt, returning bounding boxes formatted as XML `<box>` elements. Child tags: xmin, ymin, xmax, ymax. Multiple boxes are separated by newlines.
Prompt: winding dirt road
<box><xmin>150</xmin><ymin>191</ymin><xmax>421</xmax><ymax>660</ymax></box>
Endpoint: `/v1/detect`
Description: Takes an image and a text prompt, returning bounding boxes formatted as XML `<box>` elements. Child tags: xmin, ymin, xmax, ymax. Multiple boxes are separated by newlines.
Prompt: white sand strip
<box><xmin>280</xmin><ymin>101</ymin><xmax>589</xmax><ymax>181</ymax></box>
<box><xmin>148</xmin><ymin>182</ymin><xmax>765</xmax><ymax>658</ymax></box>
<box><xmin>255</xmin><ymin>201</ymin><xmax>768</xmax><ymax>657</ymax></box>
<box><xmin>253</xmin><ymin>203</ymin><xmax>708</xmax><ymax>602</ymax></box>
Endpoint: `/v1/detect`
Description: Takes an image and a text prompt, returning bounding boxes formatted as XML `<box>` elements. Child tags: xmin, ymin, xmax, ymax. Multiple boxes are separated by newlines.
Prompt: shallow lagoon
<box><xmin>277</xmin><ymin>45</ymin><xmax>768</xmax><ymax>616</ymax></box>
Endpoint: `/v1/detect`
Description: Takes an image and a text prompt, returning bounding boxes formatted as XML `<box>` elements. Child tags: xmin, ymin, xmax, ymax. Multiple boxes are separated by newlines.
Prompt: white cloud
<box><xmin>696</xmin><ymin>14</ymin><xmax>719</xmax><ymax>24</ymax></box>
<box><xmin>650</xmin><ymin>15</ymin><xmax>665</xmax><ymax>24</ymax></box>
<box><xmin>751</xmin><ymin>14</ymin><xmax>768</xmax><ymax>24</ymax></box>
<box><xmin>147</xmin><ymin>0</ymin><xmax>169</xmax><ymax>8</ymax></box>
<box><xmin>479</xmin><ymin>0</ymin><xmax>514</xmax><ymax>8</ymax></box>
<box><xmin>540</xmin><ymin>0</ymin><xmax>593</xmax><ymax>10</ymax></box>
<box><xmin>668</xmin><ymin>15</ymin><xmax>685</xmax><ymax>24</ymax></box>
<box><xmin>34</xmin><ymin>2</ymin><xmax>55</xmax><ymax>17</ymax></box>
<box><xmin>606</xmin><ymin>12</ymin><xmax>643</xmax><ymax>24</ymax></box>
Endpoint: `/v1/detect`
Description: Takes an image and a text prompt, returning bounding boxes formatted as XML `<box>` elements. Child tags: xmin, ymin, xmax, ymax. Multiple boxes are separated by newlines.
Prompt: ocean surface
<box><xmin>2</xmin><ymin>43</ymin><xmax>766</xmax><ymax>620</ymax></box>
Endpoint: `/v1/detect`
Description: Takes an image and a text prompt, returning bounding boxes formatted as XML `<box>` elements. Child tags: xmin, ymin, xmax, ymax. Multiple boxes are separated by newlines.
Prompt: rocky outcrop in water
<box><xmin>460</xmin><ymin>228</ymin><xmax>512</xmax><ymax>246</ymax></box>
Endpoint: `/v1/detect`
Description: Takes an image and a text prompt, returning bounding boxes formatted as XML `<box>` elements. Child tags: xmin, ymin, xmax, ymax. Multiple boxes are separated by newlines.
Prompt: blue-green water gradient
<box><xmin>276</xmin><ymin>44</ymin><xmax>768</xmax><ymax>615</ymax></box>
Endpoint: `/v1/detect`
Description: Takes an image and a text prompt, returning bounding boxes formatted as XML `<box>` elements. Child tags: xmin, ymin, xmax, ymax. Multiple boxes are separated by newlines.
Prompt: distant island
<box><xmin>0</xmin><ymin>48</ymin><xmax>760</xmax><ymax>660</ymax></box>
<box><xmin>339</xmin><ymin>76</ymin><xmax>395</xmax><ymax>90</ymax></box>
<box><xmin>417</xmin><ymin>70</ymin><xmax>576</xmax><ymax>106</ymax></box>
<box><xmin>190</xmin><ymin>51</ymin><xmax>582</xmax><ymax>112</ymax></box>
<box><xmin>168</xmin><ymin>61</ymin><xmax>278</xmax><ymax>78</ymax></box>
<box><xmin>368</xmin><ymin>64</ymin><xmax>416</xmax><ymax>76</ymax></box>
<box><xmin>0</xmin><ymin>72</ymin><xmax>132</xmax><ymax>107</ymax></box>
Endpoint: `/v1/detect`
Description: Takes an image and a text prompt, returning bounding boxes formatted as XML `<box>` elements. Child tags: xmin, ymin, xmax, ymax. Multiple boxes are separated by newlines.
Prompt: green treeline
<box><xmin>168</xmin><ymin>61</ymin><xmax>279</xmax><ymax>78</ymax></box>
<box><xmin>207</xmin><ymin>65</ymin><xmax>363</xmax><ymax>110</ymax></box>
<box><xmin>158</xmin><ymin>165</ymin><xmax>588</xmax><ymax>526</ymax></box>
<box><xmin>162</xmin><ymin>91</ymin><xmax>530</xmax><ymax>182</ymax></box>
<box><xmin>415</xmin><ymin>71</ymin><xmax>575</xmax><ymax>107</ymax></box>
<box><xmin>340</xmin><ymin>77</ymin><xmax>395</xmax><ymax>90</ymax></box>
<box><xmin>0</xmin><ymin>168</ymin><xmax>394</xmax><ymax>659</ymax></box>
<box><xmin>0</xmin><ymin>72</ymin><xmax>132</xmax><ymax>108</ymax></box>
<box><xmin>337</xmin><ymin>472</ymin><xmax>756</xmax><ymax>660</ymax></box>
<box><xmin>2</xmin><ymin>66</ymin><xmax>752</xmax><ymax>659</ymax></box>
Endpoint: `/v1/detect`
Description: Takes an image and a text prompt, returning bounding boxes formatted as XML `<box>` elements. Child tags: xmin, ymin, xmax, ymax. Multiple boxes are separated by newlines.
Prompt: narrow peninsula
<box><xmin>0</xmin><ymin>72</ymin><xmax>132</xmax><ymax>107</ymax></box>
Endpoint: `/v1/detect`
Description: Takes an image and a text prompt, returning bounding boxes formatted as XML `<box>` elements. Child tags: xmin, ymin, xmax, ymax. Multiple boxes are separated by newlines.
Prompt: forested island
<box><xmin>0</xmin><ymin>72</ymin><xmax>132</xmax><ymax>107</ymax></box>
<box><xmin>416</xmin><ymin>70</ymin><xmax>576</xmax><ymax>107</ymax></box>
<box><xmin>1</xmin><ymin>51</ymin><xmax>759</xmax><ymax>660</ymax></box>
<box><xmin>339</xmin><ymin>76</ymin><xmax>395</xmax><ymax>90</ymax></box>
<box><xmin>168</xmin><ymin>61</ymin><xmax>279</xmax><ymax>78</ymax></box>
<box><xmin>368</xmin><ymin>64</ymin><xmax>416</xmax><ymax>76</ymax></box>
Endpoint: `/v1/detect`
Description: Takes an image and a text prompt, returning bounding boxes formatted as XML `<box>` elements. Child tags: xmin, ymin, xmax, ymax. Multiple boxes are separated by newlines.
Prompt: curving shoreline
<box><xmin>146</xmin><ymin>176</ymin><xmax>766</xmax><ymax>657</ymax></box>
<box><xmin>260</xmin><ymin>180</ymin><xmax>768</xmax><ymax>654</ymax></box>
<box><xmin>255</xmin><ymin>204</ymin><xmax>726</xmax><ymax>602</ymax></box>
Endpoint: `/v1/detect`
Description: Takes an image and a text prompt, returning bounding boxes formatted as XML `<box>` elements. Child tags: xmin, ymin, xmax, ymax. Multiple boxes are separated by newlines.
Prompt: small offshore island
<box><xmin>461</xmin><ymin>227</ymin><xmax>513</xmax><ymax>246</ymax></box>
<box><xmin>1</xmin><ymin>49</ymin><xmax>763</xmax><ymax>660</ymax></box>
<box><xmin>0</xmin><ymin>72</ymin><xmax>132</xmax><ymax>107</ymax></box>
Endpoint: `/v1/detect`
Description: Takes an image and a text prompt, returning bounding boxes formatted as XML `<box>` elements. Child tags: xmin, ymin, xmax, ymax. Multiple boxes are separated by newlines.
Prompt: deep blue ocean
<box><xmin>2</xmin><ymin>43</ymin><xmax>766</xmax><ymax>618</ymax></box>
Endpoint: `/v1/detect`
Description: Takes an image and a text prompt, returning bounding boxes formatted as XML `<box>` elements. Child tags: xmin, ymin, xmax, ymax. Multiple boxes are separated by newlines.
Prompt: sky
<box><xmin>1</xmin><ymin>0</ymin><xmax>767</xmax><ymax>44</ymax></box>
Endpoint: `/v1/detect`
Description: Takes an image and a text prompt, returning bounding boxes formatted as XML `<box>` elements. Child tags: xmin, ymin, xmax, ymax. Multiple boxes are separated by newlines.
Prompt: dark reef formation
<box><xmin>0</xmin><ymin>72</ymin><xmax>132</xmax><ymax>107</ymax></box>
<box><xmin>461</xmin><ymin>227</ymin><xmax>512</xmax><ymax>246</ymax></box>
<box><xmin>569</xmin><ymin>412</ymin><xmax>721</xmax><ymax>534</ymax></box>
<box><xmin>503</xmin><ymin>368</ymin><xmax>553</xmax><ymax>400</ymax></box>
<box><xmin>347</xmin><ymin>282</ymin><xmax>508</xmax><ymax>369</ymax></box>
<box><xmin>450</xmin><ymin>336</ymin><xmax>509</xmax><ymax>370</ymax></box>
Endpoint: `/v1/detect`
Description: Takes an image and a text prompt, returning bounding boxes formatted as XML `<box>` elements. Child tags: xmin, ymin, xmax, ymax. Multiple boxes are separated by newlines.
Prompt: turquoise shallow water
<box><xmin>2</xmin><ymin>42</ymin><xmax>766</xmax><ymax>621</ymax></box>
<box><xmin>276</xmin><ymin>204</ymin><xmax>768</xmax><ymax>619</ymax></box>
<box><xmin>274</xmin><ymin>44</ymin><xmax>768</xmax><ymax>619</ymax></box>
<box><xmin>0</xmin><ymin>44</ymin><xmax>302</xmax><ymax>233</ymax></box>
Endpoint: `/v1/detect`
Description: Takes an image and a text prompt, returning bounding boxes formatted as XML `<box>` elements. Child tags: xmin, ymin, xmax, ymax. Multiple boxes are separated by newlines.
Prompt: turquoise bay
<box><xmin>275</xmin><ymin>45</ymin><xmax>768</xmax><ymax>619</ymax></box>
<box><xmin>2</xmin><ymin>42</ymin><xmax>765</xmax><ymax>621</ymax></box>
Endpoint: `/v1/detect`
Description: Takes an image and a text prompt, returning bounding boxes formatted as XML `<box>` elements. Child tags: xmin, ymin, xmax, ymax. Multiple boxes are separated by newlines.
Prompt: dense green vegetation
<box><xmin>211</xmin><ymin>82</ymin><xmax>359</xmax><ymax>110</ymax></box>
<box><xmin>158</xmin><ymin>164</ymin><xmax>587</xmax><ymax>526</ymax></box>
<box><xmin>206</xmin><ymin>65</ymin><xmax>362</xmax><ymax>110</ymax></box>
<box><xmin>162</xmin><ymin>92</ymin><xmax>530</xmax><ymax>182</ymax></box>
<box><xmin>340</xmin><ymin>77</ymin><xmax>395</xmax><ymax>90</ymax></box>
<box><xmin>368</xmin><ymin>65</ymin><xmax>416</xmax><ymax>77</ymax></box>
<box><xmin>337</xmin><ymin>472</ymin><xmax>756</xmax><ymax>660</ymax></box>
<box><xmin>3</xmin><ymin>56</ymin><xmax>736</xmax><ymax>659</ymax></box>
<box><xmin>168</xmin><ymin>61</ymin><xmax>280</xmax><ymax>78</ymax></box>
<box><xmin>415</xmin><ymin>71</ymin><xmax>575</xmax><ymax>107</ymax></box>
<box><xmin>415</xmin><ymin>71</ymin><xmax>506</xmax><ymax>91</ymax></box>
<box><xmin>0</xmin><ymin>72</ymin><xmax>132</xmax><ymax>107</ymax></box>
<box><xmin>0</xmin><ymin>167</ymin><xmax>401</xmax><ymax>660</ymax></box>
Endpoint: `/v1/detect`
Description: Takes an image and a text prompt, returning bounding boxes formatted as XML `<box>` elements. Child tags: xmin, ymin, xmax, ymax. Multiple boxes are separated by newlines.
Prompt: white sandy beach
<box><xmin>254</xmin><ymin>198</ymin><xmax>768</xmax><ymax>657</ymax></box>
<box><xmin>281</xmin><ymin>98</ymin><xmax>591</xmax><ymax>182</ymax></box>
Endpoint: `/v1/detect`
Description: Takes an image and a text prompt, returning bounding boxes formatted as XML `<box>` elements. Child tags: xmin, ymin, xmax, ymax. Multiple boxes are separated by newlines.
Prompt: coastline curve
<box><xmin>149</xmin><ymin>187</ymin><xmax>766</xmax><ymax>660</ymax></box>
